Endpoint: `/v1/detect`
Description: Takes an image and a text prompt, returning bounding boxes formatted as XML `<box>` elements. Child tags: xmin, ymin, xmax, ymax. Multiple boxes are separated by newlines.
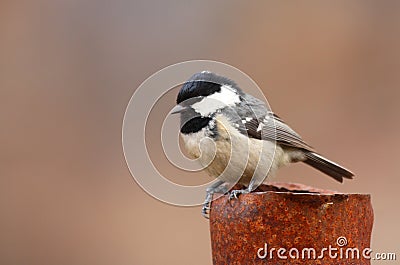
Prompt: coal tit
<box><xmin>171</xmin><ymin>71</ymin><xmax>354</xmax><ymax>218</ymax></box>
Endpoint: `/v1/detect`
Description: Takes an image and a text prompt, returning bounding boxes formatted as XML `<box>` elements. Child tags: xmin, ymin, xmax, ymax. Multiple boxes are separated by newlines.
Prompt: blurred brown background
<box><xmin>1</xmin><ymin>1</ymin><xmax>399</xmax><ymax>264</ymax></box>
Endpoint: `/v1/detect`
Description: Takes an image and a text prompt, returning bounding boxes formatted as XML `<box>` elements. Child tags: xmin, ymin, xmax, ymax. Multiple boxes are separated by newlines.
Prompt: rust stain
<box><xmin>209</xmin><ymin>183</ymin><xmax>373</xmax><ymax>265</ymax></box>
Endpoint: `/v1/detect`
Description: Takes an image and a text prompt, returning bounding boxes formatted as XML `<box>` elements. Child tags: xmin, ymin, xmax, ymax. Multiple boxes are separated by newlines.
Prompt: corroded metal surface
<box><xmin>209</xmin><ymin>183</ymin><xmax>373</xmax><ymax>265</ymax></box>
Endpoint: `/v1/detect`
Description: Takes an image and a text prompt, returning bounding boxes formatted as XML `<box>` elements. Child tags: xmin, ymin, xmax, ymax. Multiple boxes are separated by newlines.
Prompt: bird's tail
<box><xmin>303</xmin><ymin>152</ymin><xmax>354</xmax><ymax>183</ymax></box>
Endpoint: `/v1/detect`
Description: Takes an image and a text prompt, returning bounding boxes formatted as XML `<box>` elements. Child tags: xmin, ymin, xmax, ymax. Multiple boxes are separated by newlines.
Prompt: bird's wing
<box><xmin>243</xmin><ymin>113</ymin><xmax>313</xmax><ymax>150</ymax></box>
<box><xmin>223</xmin><ymin>94</ymin><xmax>314</xmax><ymax>151</ymax></box>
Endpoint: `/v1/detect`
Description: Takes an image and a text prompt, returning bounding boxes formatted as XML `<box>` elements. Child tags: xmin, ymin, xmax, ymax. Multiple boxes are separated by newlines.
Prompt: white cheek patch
<box><xmin>191</xmin><ymin>85</ymin><xmax>240</xmax><ymax>117</ymax></box>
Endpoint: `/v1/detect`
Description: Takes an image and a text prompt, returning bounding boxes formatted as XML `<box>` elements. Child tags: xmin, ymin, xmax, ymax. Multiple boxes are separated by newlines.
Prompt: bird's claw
<box><xmin>228</xmin><ymin>189</ymin><xmax>249</xmax><ymax>200</ymax></box>
<box><xmin>201</xmin><ymin>202</ymin><xmax>211</xmax><ymax>219</ymax></box>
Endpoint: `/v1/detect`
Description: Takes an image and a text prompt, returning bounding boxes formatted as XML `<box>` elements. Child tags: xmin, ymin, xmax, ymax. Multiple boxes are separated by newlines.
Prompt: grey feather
<box><xmin>304</xmin><ymin>152</ymin><xmax>354</xmax><ymax>182</ymax></box>
<box><xmin>221</xmin><ymin>93</ymin><xmax>313</xmax><ymax>150</ymax></box>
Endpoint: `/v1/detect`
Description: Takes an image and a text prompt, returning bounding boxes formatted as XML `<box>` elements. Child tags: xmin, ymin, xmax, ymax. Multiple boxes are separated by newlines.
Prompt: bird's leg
<box><xmin>202</xmin><ymin>180</ymin><xmax>228</xmax><ymax>219</ymax></box>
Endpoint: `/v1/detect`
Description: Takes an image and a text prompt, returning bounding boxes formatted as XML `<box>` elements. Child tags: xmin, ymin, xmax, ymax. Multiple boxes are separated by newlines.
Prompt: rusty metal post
<box><xmin>209</xmin><ymin>183</ymin><xmax>373</xmax><ymax>264</ymax></box>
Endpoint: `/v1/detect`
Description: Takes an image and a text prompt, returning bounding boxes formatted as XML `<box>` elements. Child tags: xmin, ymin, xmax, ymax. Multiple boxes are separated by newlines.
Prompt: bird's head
<box><xmin>171</xmin><ymin>71</ymin><xmax>243</xmax><ymax>134</ymax></box>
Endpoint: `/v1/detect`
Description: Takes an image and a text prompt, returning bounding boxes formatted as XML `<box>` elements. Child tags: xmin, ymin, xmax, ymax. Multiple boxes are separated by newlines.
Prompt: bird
<box><xmin>171</xmin><ymin>71</ymin><xmax>354</xmax><ymax>218</ymax></box>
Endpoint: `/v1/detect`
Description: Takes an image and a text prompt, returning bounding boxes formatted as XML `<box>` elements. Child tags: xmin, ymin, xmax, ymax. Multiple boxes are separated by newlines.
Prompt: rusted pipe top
<box><xmin>209</xmin><ymin>182</ymin><xmax>373</xmax><ymax>265</ymax></box>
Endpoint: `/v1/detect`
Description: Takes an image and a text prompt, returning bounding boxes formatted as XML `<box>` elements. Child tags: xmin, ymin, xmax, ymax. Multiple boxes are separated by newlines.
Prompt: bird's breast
<box><xmin>180</xmin><ymin>114</ymin><xmax>283</xmax><ymax>184</ymax></box>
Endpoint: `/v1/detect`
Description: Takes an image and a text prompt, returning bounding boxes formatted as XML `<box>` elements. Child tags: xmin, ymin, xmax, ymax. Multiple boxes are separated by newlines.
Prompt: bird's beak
<box><xmin>170</xmin><ymin>104</ymin><xmax>186</xmax><ymax>114</ymax></box>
